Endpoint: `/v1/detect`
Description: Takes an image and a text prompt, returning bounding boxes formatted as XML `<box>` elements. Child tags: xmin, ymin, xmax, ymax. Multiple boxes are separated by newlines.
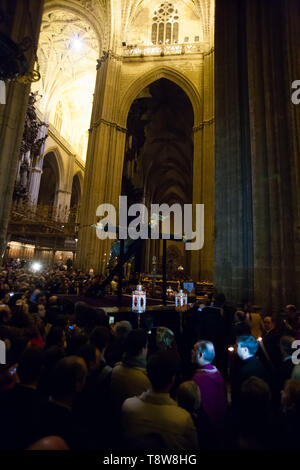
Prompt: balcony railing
<box><xmin>9</xmin><ymin>200</ymin><xmax>79</xmax><ymax>236</ymax></box>
<box><xmin>122</xmin><ymin>42</ymin><xmax>209</xmax><ymax>58</ymax></box>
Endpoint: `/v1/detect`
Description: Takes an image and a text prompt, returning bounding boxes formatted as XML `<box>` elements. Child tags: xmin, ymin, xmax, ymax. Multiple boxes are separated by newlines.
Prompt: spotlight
<box><xmin>32</xmin><ymin>262</ymin><xmax>42</xmax><ymax>272</ymax></box>
<box><xmin>71</xmin><ymin>35</ymin><xmax>83</xmax><ymax>51</ymax></box>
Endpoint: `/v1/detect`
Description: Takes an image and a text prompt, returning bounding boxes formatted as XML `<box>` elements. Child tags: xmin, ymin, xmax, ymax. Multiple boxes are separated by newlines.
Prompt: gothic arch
<box><xmin>73</xmin><ymin>170</ymin><xmax>84</xmax><ymax>195</ymax></box>
<box><xmin>38</xmin><ymin>151</ymin><xmax>60</xmax><ymax>207</ymax></box>
<box><xmin>43</xmin><ymin>147</ymin><xmax>65</xmax><ymax>190</ymax></box>
<box><xmin>119</xmin><ymin>66</ymin><xmax>202</xmax><ymax>129</ymax></box>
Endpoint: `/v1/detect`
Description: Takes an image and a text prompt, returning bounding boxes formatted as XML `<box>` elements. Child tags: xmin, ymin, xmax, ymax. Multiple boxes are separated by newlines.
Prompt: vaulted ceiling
<box><xmin>32</xmin><ymin>0</ymin><xmax>214</xmax><ymax>161</ymax></box>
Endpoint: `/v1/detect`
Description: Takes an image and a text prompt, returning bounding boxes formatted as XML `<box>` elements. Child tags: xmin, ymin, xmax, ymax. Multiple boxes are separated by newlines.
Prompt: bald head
<box><xmin>28</xmin><ymin>436</ymin><xmax>69</xmax><ymax>450</ymax></box>
<box><xmin>49</xmin><ymin>296</ymin><xmax>58</xmax><ymax>305</ymax></box>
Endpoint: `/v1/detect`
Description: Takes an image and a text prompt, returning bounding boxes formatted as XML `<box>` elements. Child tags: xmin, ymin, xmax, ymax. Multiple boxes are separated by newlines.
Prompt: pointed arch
<box><xmin>73</xmin><ymin>170</ymin><xmax>84</xmax><ymax>196</ymax></box>
<box><xmin>119</xmin><ymin>66</ymin><xmax>202</xmax><ymax>129</ymax></box>
<box><xmin>42</xmin><ymin>146</ymin><xmax>65</xmax><ymax>190</ymax></box>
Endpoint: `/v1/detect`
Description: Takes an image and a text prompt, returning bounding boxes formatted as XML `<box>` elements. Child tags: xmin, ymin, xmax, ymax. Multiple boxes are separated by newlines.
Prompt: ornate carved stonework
<box><xmin>96</xmin><ymin>49</ymin><xmax>122</xmax><ymax>69</ymax></box>
<box><xmin>14</xmin><ymin>92</ymin><xmax>48</xmax><ymax>201</ymax></box>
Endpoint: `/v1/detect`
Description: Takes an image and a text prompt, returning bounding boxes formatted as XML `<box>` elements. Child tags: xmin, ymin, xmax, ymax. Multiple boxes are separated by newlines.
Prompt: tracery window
<box><xmin>151</xmin><ymin>2</ymin><xmax>179</xmax><ymax>45</ymax></box>
<box><xmin>54</xmin><ymin>101</ymin><xmax>63</xmax><ymax>134</ymax></box>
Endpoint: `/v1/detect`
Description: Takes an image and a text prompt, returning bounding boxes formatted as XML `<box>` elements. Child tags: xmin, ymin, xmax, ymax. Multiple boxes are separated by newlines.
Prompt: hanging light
<box><xmin>175</xmin><ymin>289</ymin><xmax>187</xmax><ymax>307</ymax></box>
<box><xmin>132</xmin><ymin>284</ymin><xmax>146</xmax><ymax>314</ymax></box>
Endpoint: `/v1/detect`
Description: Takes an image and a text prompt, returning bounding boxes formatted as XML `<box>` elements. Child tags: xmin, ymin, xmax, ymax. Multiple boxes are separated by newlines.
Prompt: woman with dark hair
<box><xmin>230</xmin><ymin>310</ymin><xmax>251</xmax><ymax>344</ymax></box>
<box><xmin>45</xmin><ymin>326</ymin><xmax>66</xmax><ymax>350</ymax></box>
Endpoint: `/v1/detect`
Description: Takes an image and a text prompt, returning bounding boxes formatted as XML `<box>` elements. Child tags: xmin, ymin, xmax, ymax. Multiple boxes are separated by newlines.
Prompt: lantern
<box><xmin>175</xmin><ymin>289</ymin><xmax>188</xmax><ymax>307</ymax></box>
<box><xmin>132</xmin><ymin>284</ymin><xmax>146</xmax><ymax>313</ymax></box>
<box><xmin>166</xmin><ymin>285</ymin><xmax>174</xmax><ymax>299</ymax></box>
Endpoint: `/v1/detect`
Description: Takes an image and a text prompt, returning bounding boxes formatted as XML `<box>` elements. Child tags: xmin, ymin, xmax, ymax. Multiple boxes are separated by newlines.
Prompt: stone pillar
<box><xmin>0</xmin><ymin>0</ymin><xmax>44</xmax><ymax>262</ymax></box>
<box><xmin>76</xmin><ymin>52</ymin><xmax>126</xmax><ymax>273</ymax></box>
<box><xmin>191</xmin><ymin>50</ymin><xmax>215</xmax><ymax>283</ymax></box>
<box><xmin>29</xmin><ymin>123</ymin><xmax>48</xmax><ymax>205</ymax></box>
<box><xmin>246</xmin><ymin>0</ymin><xmax>300</xmax><ymax>311</ymax></box>
<box><xmin>214</xmin><ymin>0</ymin><xmax>255</xmax><ymax>305</ymax></box>
<box><xmin>214</xmin><ymin>0</ymin><xmax>300</xmax><ymax>312</ymax></box>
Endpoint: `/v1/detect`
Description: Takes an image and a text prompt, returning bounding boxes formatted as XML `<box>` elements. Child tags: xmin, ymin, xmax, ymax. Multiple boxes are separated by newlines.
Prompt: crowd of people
<box><xmin>0</xmin><ymin>265</ymin><xmax>300</xmax><ymax>450</ymax></box>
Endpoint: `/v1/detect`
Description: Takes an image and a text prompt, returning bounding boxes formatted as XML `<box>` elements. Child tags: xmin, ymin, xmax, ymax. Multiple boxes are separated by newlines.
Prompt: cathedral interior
<box><xmin>1</xmin><ymin>0</ymin><xmax>300</xmax><ymax>455</ymax></box>
<box><xmin>0</xmin><ymin>0</ymin><xmax>299</xmax><ymax>313</ymax></box>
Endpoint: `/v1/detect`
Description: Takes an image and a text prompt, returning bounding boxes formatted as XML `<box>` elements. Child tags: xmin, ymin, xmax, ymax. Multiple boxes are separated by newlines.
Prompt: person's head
<box><xmin>74</xmin><ymin>301</ymin><xmax>98</xmax><ymax>331</ymax></box>
<box><xmin>28</xmin><ymin>436</ymin><xmax>69</xmax><ymax>450</ymax></box>
<box><xmin>237</xmin><ymin>336</ymin><xmax>258</xmax><ymax>360</ymax></box>
<box><xmin>90</xmin><ymin>326</ymin><xmax>109</xmax><ymax>358</ymax></box>
<box><xmin>17</xmin><ymin>346</ymin><xmax>43</xmax><ymax>386</ymax></box>
<box><xmin>12</xmin><ymin>301</ymin><xmax>31</xmax><ymax>327</ymax></box>
<box><xmin>177</xmin><ymin>381</ymin><xmax>201</xmax><ymax>413</ymax></box>
<box><xmin>0</xmin><ymin>304</ymin><xmax>12</xmax><ymax>324</ymax></box>
<box><xmin>46</xmin><ymin>326</ymin><xmax>66</xmax><ymax>349</ymax></box>
<box><xmin>240</xmin><ymin>376</ymin><xmax>272</xmax><ymax>415</ymax></box>
<box><xmin>263</xmin><ymin>316</ymin><xmax>274</xmax><ymax>332</ymax></box>
<box><xmin>51</xmin><ymin>356</ymin><xmax>87</xmax><ymax>401</ymax></box>
<box><xmin>284</xmin><ymin>305</ymin><xmax>297</xmax><ymax>323</ymax></box>
<box><xmin>192</xmin><ymin>340</ymin><xmax>215</xmax><ymax>366</ymax></box>
<box><xmin>36</xmin><ymin>294</ymin><xmax>47</xmax><ymax>306</ymax></box>
<box><xmin>234</xmin><ymin>310</ymin><xmax>246</xmax><ymax>323</ymax></box>
<box><xmin>156</xmin><ymin>327</ymin><xmax>175</xmax><ymax>351</ymax></box>
<box><xmin>281</xmin><ymin>379</ymin><xmax>300</xmax><ymax>412</ymax></box>
<box><xmin>124</xmin><ymin>328</ymin><xmax>148</xmax><ymax>358</ymax></box>
<box><xmin>114</xmin><ymin>320</ymin><xmax>132</xmax><ymax>340</ymax></box>
<box><xmin>78</xmin><ymin>343</ymin><xmax>100</xmax><ymax>371</ymax></box>
<box><xmin>280</xmin><ymin>336</ymin><xmax>296</xmax><ymax>359</ymax></box>
<box><xmin>285</xmin><ymin>304</ymin><xmax>297</xmax><ymax>315</ymax></box>
<box><xmin>7</xmin><ymin>335</ymin><xmax>30</xmax><ymax>364</ymax></box>
<box><xmin>147</xmin><ymin>350</ymin><xmax>181</xmax><ymax>393</ymax></box>
<box><xmin>49</xmin><ymin>296</ymin><xmax>58</xmax><ymax>306</ymax></box>
<box><xmin>42</xmin><ymin>345</ymin><xmax>65</xmax><ymax>371</ymax></box>
<box><xmin>37</xmin><ymin>303</ymin><xmax>46</xmax><ymax>319</ymax></box>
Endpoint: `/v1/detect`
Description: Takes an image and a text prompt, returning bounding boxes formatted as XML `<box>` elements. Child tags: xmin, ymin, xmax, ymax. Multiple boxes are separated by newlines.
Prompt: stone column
<box><xmin>214</xmin><ymin>0</ymin><xmax>254</xmax><ymax>305</ymax></box>
<box><xmin>29</xmin><ymin>124</ymin><xmax>48</xmax><ymax>205</ymax></box>
<box><xmin>214</xmin><ymin>0</ymin><xmax>300</xmax><ymax>312</ymax></box>
<box><xmin>0</xmin><ymin>0</ymin><xmax>44</xmax><ymax>263</ymax></box>
<box><xmin>191</xmin><ymin>50</ymin><xmax>215</xmax><ymax>283</ymax></box>
<box><xmin>76</xmin><ymin>53</ymin><xmax>127</xmax><ymax>273</ymax></box>
<box><xmin>246</xmin><ymin>0</ymin><xmax>300</xmax><ymax>311</ymax></box>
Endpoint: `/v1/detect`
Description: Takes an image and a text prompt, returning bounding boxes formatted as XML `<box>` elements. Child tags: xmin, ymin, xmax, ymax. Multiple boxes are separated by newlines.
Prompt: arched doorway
<box><xmin>70</xmin><ymin>173</ymin><xmax>82</xmax><ymax>223</ymax></box>
<box><xmin>37</xmin><ymin>152</ymin><xmax>60</xmax><ymax>209</ymax></box>
<box><xmin>121</xmin><ymin>78</ymin><xmax>194</xmax><ymax>277</ymax></box>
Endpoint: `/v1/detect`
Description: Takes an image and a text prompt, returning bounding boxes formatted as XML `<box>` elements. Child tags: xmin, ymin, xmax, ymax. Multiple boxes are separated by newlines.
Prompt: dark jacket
<box><xmin>0</xmin><ymin>384</ymin><xmax>41</xmax><ymax>449</ymax></box>
<box><xmin>231</xmin><ymin>355</ymin><xmax>269</xmax><ymax>406</ymax></box>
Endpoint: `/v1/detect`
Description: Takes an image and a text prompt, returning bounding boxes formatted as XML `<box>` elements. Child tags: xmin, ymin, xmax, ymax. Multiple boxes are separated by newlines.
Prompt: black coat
<box><xmin>0</xmin><ymin>384</ymin><xmax>41</xmax><ymax>449</ymax></box>
<box><xmin>231</xmin><ymin>355</ymin><xmax>269</xmax><ymax>406</ymax></box>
